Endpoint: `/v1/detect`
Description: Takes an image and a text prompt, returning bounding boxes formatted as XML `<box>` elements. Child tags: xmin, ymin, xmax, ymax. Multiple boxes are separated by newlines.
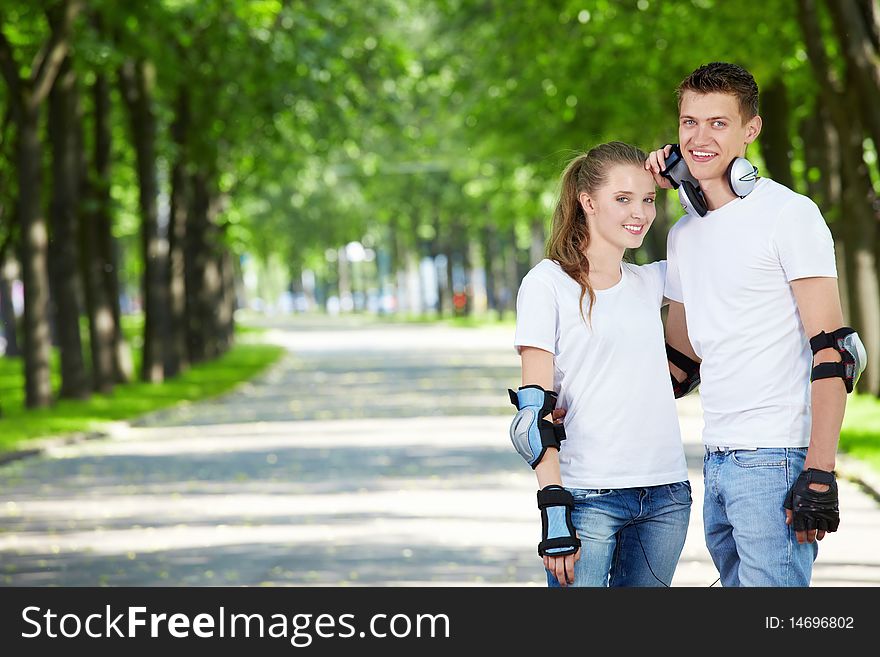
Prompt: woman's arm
<box><xmin>520</xmin><ymin>346</ymin><xmax>579</xmax><ymax>585</ymax></box>
<box><xmin>520</xmin><ymin>346</ymin><xmax>562</xmax><ymax>486</ymax></box>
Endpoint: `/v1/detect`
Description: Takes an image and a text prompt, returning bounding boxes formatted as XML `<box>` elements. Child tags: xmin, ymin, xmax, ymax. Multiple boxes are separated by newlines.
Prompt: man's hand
<box><xmin>544</xmin><ymin>547</ymin><xmax>581</xmax><ymax>587</ymax></box>
<box><xmin>645</xmin><ymin>144</ymin><xmax>674</xmax><ymax>189</ymax></box>
<box><xmin>784</xmin><ymin>468</ymin><xmax>839</xmax><ymax>544</ymax></box>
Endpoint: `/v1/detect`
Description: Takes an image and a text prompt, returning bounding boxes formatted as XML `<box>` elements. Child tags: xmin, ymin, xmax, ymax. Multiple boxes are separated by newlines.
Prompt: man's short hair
<box><xmin>677</xmin><ymin>62</ymin><xmax>759</xmax><ymax>123</ymax></box>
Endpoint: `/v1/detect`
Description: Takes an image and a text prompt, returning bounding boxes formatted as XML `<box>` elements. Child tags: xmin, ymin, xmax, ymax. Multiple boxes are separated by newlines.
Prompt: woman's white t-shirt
<box><xmin>513</xmin><ymin>259</ymin><xmax>687</xmax><ymax>489</ymax></box>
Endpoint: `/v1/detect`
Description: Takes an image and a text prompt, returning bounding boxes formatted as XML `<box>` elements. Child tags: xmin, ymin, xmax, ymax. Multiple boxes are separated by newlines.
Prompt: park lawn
<box><xmin>0</xmin><ymin>324</ymin><xmax>284</xmax><ymax>452</ymax></box>
<box><xmin>839</xmin><ymin>393</ymin><xmax>880</xmax><ymax>473</ymax></box>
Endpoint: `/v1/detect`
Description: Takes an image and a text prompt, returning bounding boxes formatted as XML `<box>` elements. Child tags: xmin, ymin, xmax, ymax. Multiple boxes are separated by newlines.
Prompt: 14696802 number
<box><xmin>790</xmin><ymin>617</ymin><xmax>854</xmax><ymax>629</ymax></box>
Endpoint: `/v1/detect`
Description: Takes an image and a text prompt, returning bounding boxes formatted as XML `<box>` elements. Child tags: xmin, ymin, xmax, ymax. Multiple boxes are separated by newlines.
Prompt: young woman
<box><xmin>509</xmin><ymin>141</ymin><xmax>691</xmax><ymax>587</ymax></box>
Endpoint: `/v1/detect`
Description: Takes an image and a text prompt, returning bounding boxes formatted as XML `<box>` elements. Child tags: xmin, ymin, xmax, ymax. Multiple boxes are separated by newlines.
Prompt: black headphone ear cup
<box><xmin>681</xmin><ymin>180</ymin><xmax>708</xmax><ymax>216</ymax></box>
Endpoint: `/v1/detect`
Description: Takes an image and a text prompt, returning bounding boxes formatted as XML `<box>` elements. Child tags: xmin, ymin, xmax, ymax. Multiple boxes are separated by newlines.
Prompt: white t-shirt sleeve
<box><xmin>772</xmin><ymin>196</ymin><xmax>838</xmax><ymax>281</ymax></box>
<box><xmin>647</xmin><ymin>260</ymin><xmax>668</xmax><ymax>307</ymax></box>
<box><xmin>664</xmin><ymin>227</ymin><xmax>684</xmax><ymax>302</ymax></box>
<box><xmin>513</xmin><ymin>271</ymin><xmax>557</xmax><ymax>355</ymax></box>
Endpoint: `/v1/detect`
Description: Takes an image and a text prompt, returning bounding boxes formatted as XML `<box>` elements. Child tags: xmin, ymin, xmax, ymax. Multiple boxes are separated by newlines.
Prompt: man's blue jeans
<box><xmin>703</xmin><ymin>447</ymin><xmax>818</xmax><ymax>586</ymax></box>
<box><xmin>546</xmin><ymin>482</ymin><xmax>691</xmax><ymax>587</ymax></box>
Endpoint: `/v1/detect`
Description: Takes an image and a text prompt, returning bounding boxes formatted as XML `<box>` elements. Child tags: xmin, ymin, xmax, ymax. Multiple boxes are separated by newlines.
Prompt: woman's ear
<box><xmin>578</xmin><ymin>191</ymin><xmax>595</xmax><ymax>217</ymax></box>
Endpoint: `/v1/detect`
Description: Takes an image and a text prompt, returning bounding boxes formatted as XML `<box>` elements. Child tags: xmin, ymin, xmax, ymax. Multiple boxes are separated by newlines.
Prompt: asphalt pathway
<box><xmin>1</xmin><ymin>315</ymin><xmax>878</xmax><ymax>586</ymax></box>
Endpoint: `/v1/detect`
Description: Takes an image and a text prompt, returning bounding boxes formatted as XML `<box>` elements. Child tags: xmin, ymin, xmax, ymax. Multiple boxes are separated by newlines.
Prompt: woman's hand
<box><xmin>544</xmin><ymin>546</ymin><xmax>581</xmax><ymax>586</ymax></box>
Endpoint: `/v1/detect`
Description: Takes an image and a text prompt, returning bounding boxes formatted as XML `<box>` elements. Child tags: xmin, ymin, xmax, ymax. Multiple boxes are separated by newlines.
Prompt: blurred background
<box><xmin>0</xmin><ymin>0</ymin><xmax>878</xmax><ymax>439</ymax></box>
<box><xmin>1</xmin><ymin>0</ymin><xmax>879</xmax><ymax>588</ymax></box>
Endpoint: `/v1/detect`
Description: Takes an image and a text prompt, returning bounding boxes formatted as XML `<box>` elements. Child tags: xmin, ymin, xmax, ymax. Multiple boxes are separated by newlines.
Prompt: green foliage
<box><xmin>840</xmin><ymin>394</ymin><xmax>880</xmax><ymax>473</ymax></box>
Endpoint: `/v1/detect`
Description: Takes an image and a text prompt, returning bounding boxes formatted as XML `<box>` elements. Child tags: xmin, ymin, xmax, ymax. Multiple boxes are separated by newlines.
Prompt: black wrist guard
<box><xmin>783</xmin><ymin>468</ymin><xmax>840</xmax><ymax>532</ymax></box>
<box><xmin>666</xmin><ymin>343</ymin><xmax>700</xmax><ymax>398</ymax></box>
<box><xmin>536</xmin><ymin>485</ymin><xmax>581</xmax><ymax>557</ymax></box>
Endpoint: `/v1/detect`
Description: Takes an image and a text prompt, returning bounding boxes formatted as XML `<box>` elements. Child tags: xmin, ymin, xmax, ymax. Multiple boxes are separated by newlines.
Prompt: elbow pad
<box><xmin>666</xmin><ymin>343</ymin><xmax>700</xmax><ymax>398</ymax></box>
<box><xmin>809</xmin><ymin>328</ymin><xmax>867</xmax><ymax>393</ymax></box>
<box><xmin>508</xmin><ymin>385</ymin><xmax>566</xmax><ymax>468</ymax></box>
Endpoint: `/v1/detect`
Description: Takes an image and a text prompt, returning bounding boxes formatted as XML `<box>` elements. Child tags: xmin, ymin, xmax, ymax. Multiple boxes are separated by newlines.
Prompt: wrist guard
<box><xmin>537</xmin><ymin>485</ymin><xmax>581</xmax><ymax>557</ymax></box>
<box><xmin>666</xmin><ymin>343</ymin><xmax>700</xmax><ymax>398</ymax></box>
<box><xmin>783</xmin><ymin>468</ymin><xmax>840</xmax><ymax>532</ymax></box>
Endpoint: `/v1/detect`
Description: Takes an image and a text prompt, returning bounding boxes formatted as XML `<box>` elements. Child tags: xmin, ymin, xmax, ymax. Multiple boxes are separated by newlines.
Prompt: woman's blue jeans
<box><xmin>546</xmin><ymin>481</ymin><xmax>691</xmax><ymax>587</ymax></box>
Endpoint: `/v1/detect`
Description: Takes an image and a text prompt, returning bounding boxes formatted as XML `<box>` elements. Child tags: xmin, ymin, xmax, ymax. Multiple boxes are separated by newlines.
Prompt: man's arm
<box><xmin>666</xmin><ymin>301</ymin><xmax>700</xmax><ymax>383</ymax></box>
<box><xmin>789</xmin><ymin>276</ymin><xmax>847</xmax><ymax>543</ymax></box>
<box><xmin>790</xmin><ymin>277</ymin><xmax>847</xmax><ymax>472</ymax></box>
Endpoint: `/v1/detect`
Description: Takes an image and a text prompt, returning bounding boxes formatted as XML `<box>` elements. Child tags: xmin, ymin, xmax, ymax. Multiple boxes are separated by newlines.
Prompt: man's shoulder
<box><xmin>752</xmin><ymin>178</ymin><xmax>819</xmax><ymax>213</ymax></box>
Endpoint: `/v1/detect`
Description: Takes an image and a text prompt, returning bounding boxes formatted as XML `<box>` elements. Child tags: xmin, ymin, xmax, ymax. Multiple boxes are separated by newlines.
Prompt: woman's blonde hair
<box><xmin>546</xmin><ymin>141</ymin><xmax>648</xmax><ymax>323</ymax></box>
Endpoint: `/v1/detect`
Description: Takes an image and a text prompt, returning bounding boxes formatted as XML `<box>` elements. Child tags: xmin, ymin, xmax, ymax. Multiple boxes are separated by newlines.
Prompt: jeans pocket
<box><xmin>568</xmin><ymin>488</ymin><xmax>614</xmax><ymax>502</ymax></box>
<box><xmin>731</xmin><ymin>449</ymin><xmax>786</xmax><ymax>468</ymax></box>
<box><xmin>667</xmin><ymin>480</ymin><xmax>692</xmax><ymax>505</ymax></box>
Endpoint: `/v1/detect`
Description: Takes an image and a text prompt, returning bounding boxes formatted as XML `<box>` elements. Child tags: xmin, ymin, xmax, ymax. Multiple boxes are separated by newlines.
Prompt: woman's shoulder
<box><xmin>524</xmin><ymin>258</ymin><xmax>564</xmax><ymax>283</ymax></box>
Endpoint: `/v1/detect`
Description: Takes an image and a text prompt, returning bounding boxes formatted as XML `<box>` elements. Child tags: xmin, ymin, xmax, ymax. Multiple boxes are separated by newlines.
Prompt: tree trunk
<box><xmin>0</xmin><ymin>240</ymin><xmax>20</xmax><ymax>357</ymax></box>
<box><xmin>759</xmin><ymin>78</ymin><xmax>796</xmax><ymax>190</ymax></box>
<box><xmin>81</xmin><ymin>70</ymin><xmax>118</xmax><ymax>393</ymax></box>
<box><xmin>482</xmin><ymin>223</ymin><xmax>498</xmax><ymax>317</ymax></box>
<box><xmin>432</xmin><ymin>213</ymin><xmax>449</xmax><ymax>317</ymax></box>
<box><xmin>503</xmin><ymin>225</ymin><xmax>519</xmax><ymax>313</ymax></box>
<box><xmin>529</xmin><ymin>217</ymin><xmax>545</xmax><ymax>267</ymax></box>
<box><xmin>0</xmin><ymin>0</ymin><xmax>82</xmax><ymax>407</ymax></box>
<box><xmin>800</xmin><ymin>108</ymin><xmax>839</xmax><ymax>220</ymax></box>
<box><xmin>186</xmin><ymin>171</ymin><xmax>223</xmax><ymax>362</ymax></box>
<box><xmin>219</xmin><ymin>246</ymin><xmax>236</xmax><ymax>352</ymax></box>
<box><xmin>798</xmin><ymin>0</ymin><xmax>880</xmax><ymax>394</ymax></box>
<box><xmin>48</xmin><ymin>57</ymin><xmax>90</xmax><ymax>399</ymax></box>
<box><xmin>120</xmin><ymin>58</ymin><xmax>166</xmax><ymax>383</ymax></box>
<box><xmin>166</xmin><ymin>87</ymin><xmax>190</xmax><ymax>377</ymax></box>
<box><xmin>826</xmin><ymin>0</ymin><xmax>880</xmax><ymax>154</ymax></box>
<box><xmin>646</xmin><ymin>188</ymin><xmax>669</xmax><ymax>260</ymax></box>
<box><xmin>96</xmin><ymin>72</ymin><xmax>130</xmax><ymax>384</ymax></box>
<box><xmin>17</xmin><ymin>109</ymin><xmax>54</xmax><ymax>406</ymax></box>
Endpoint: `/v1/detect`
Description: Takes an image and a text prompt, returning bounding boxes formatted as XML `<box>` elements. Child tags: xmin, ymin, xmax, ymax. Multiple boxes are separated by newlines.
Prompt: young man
<box><xmin>645</xmin><ymin>62</ymin><xmax>865</xmax><ymax>586</ymax></box>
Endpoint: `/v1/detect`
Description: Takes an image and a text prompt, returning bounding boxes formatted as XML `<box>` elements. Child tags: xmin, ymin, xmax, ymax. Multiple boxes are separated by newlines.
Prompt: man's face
<box><xmin>678</xmin><ymin>91</ymin><xmax>760</xmax><ymax>183</ymax></box>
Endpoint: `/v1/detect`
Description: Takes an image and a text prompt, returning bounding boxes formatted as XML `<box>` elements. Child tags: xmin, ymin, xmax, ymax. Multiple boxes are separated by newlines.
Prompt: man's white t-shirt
<box><xmin>665</xmin><ymin>177</ymin><xmax>838</xmax><ymax>447</ymax></box>
<box><xmin>514</xmin><ymin>259</ymin><xmax>687</xmax><ymax>489</ymax></box>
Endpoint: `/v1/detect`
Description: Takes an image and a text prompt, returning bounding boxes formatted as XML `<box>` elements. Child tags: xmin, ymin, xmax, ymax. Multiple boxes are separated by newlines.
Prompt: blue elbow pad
<box><xmin>508</xmin><ymin>385</ymin><xmax>566</xmax><ymax>468</ymax></box>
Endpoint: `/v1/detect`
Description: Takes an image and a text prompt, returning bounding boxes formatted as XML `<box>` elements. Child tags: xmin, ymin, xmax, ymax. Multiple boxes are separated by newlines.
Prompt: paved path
<box><xmin>1</xmin><ymin>316</ymin><xmax>878</xmax><ymax>586</ymax></box>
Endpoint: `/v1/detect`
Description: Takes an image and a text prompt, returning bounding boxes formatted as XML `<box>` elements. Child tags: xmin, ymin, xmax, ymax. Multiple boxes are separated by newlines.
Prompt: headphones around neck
<box><xmin>659</xmin><ymin>143</ymin><xmax>758</xmax><ymax>217</ymax></box>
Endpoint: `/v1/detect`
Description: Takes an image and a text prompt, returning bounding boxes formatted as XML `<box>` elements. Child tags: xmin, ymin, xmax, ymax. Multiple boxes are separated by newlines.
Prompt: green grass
<box><xmin>0</xmin><ymin>323</ymin><xmax>283</xmax><ymax>452</ymax></box>
<box><xmin>839</xmin><ymin>393</ymin><xmax>880</xmax><ymax>473</ymax></box>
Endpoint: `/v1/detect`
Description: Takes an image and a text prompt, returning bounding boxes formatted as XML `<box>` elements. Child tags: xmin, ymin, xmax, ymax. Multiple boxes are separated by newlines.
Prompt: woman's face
<box><xmin>580</xmin><ymin>164</ymin><xmax>657</xmax><ymax>252</ymax></box>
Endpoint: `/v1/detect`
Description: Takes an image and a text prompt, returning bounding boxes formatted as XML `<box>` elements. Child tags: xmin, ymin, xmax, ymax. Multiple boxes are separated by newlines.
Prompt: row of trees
<box><xmin>1</xmin><ymin>1</ymin><xmax>879</xmax><ymax>404</ymax></box>
<box><xmin>0</xmin><ymin>0</ymin><xmax>406</xmax><ymax>407</ymax></box>
<box><xmin>304</xmin><ymin>0</ymin><xmax>880</xmax><ymax>396</ymax></box>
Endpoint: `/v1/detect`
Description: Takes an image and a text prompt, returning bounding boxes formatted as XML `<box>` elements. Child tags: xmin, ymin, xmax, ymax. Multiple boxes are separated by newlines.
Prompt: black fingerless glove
<box><xmin>783</xmin><ymin>468</ymin><xmax>840</xmax><ymax>532</ymax></box>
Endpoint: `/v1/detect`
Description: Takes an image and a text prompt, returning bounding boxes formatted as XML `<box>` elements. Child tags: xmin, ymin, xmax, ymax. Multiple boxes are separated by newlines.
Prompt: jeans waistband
<box><xmin>704</xmin><ymin>445</ymin><xmax>760</xmax><ymax>453</ymax></box>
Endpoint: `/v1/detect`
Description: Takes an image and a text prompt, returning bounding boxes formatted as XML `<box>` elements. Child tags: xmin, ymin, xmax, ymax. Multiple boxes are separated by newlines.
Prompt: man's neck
<box><xmin>700</xmin><ymin>177</ymin><xmax>738</xmax><ymax>211</ymax></box>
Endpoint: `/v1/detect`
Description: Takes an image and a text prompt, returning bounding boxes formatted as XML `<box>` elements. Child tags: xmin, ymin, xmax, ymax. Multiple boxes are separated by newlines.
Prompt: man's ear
<box><xmin>578</xmin><ymin>191</ymin><xmax>595</xmax><ymax>216</ymax></box>
<box><xmin>745</xmin><ymin>114</ymin><xmax>762</xmax><ymax>145</ymax></box>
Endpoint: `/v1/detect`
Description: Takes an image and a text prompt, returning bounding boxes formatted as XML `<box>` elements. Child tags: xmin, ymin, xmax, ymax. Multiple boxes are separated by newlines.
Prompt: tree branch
<box><xmin>31</xmin><ymin>0</ymin><xmax>84</xmax><ymax>108</ymax></box>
